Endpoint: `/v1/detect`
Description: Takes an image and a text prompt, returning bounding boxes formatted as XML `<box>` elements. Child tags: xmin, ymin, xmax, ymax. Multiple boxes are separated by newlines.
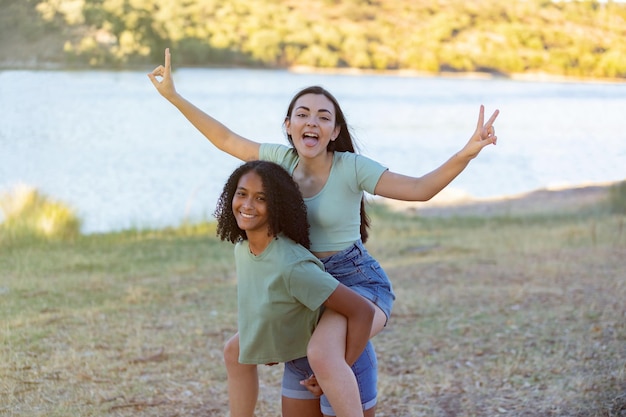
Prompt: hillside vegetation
<box><xmin>1</xmin><ymin>0</ymin><xmax>626</xmax><ymax>79</ymax></box>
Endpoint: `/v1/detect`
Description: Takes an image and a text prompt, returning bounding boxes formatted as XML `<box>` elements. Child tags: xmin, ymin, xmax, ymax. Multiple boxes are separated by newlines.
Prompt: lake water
<box><xmin>1</xmin><ymin>69</ymin><xmax>625</xmax><ymax>233</ymax></box>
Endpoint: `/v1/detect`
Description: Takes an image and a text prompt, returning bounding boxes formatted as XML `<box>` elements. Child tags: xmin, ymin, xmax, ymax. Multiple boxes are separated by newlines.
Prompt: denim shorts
<box><xmin>321</xmin><ymin>239</ymin><xmax>395</xmax><ymax>322</ymax></box>
<box><xmin>282</xmin><ymin>341</ymin><xmax>378</xmax><ymax>415</ymax></box>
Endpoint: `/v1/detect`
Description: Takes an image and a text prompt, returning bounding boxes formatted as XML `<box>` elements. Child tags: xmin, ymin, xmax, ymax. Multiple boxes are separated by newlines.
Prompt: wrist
<box><xmin>169</xmin><ymin>92</ymin><xmax>186</xmax><ymax>107</ymax></box>
<box><xmin>454</xmin><ymin>149</ymin><xmax>473</xmax><ymax>162</ymax></box>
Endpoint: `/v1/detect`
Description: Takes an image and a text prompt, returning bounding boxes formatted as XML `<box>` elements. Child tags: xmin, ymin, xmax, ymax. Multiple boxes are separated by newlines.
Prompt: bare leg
<box><xmin>283</xmin><ymin>397</ymin><xmax>323</xmax><ymax>417</ymax></box>
<box><xmin>369</xmin><ymin>304</ymin><xmax>387</xmax><ymax>339</ymax></box>
<box><xmin>224</xmin><ymin>333</ymin><xmax>258</xmax><ymax>417</ymax></box>
<box><xmin>307</xmin><ymin>309</ymin><xmax>364</xmax><ymax>417</ymax></box>
<box><xmin>308</xmin><ymin>301</ymin><xmax>386</xmax><ymax>417</ymax></box>
<box><xmin>323</xmin><ymin>405</ymin><xmax>376</xmax><ymax>417</ymax></box>
<box><xmin>363</xmin><ymin>405</ymin><xmax>377</xmax><ymax>417</ymax></box>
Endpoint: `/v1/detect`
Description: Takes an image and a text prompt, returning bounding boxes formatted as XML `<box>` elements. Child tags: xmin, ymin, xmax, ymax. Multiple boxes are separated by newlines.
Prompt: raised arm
<box><xmin>323</xmin><ymin>284</ymin><xmax>374</xmax><ymax>366</ymax></box>
<box><xmin>147</xmin><ymin>48</ymin><xmax>260</xmax><ymax>162</ymax></box>
<box><xmin>374</xmin><ymin>105</ymin><xmax>499</xmax><ymax>201</ymax></box>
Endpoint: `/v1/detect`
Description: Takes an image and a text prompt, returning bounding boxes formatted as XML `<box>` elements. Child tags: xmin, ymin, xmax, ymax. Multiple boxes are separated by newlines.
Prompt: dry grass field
<box><xmin>1</xmin><ymin>185</ymin><xmax>625</xmax><ymax>417</ymax></box>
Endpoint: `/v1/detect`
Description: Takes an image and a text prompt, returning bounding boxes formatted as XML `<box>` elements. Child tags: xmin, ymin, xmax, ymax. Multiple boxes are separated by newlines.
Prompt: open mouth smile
<box><xmin>302</xmin><ymin>132</ymin><xmax>320</xmax><ymax>146</ymax></box>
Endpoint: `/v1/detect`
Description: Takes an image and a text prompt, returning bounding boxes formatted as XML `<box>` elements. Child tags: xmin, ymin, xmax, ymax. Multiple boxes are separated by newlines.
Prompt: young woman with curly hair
<box><xmin>214</xmin><ymin>160</ymin><xmax>374</xmax><ymax>417</ymax></box>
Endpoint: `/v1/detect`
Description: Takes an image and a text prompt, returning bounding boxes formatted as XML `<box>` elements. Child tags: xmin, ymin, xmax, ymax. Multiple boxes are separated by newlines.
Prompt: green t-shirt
<box><xmin>234</xmin><ymin>234</ymin><xmax>340</xmax><ymax>364</ymax></box>
<box><xmin>260</xmin><ymin>143</ymin><xmax>388</xmax><ymax>252</ymax></box>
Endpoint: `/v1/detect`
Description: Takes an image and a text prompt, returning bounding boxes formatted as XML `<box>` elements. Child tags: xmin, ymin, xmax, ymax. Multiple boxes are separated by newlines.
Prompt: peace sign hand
<box><xmin>460</xmin><ymin>105</ymin><xmax>500</xmax><ymax>160</ymax></box>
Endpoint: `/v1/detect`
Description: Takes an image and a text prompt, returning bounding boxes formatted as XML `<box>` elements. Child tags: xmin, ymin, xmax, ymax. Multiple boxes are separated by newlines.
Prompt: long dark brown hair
<box><xmin>284</xmin><ymin>85</ymin><xmax>372</xmax><ymax>243</ymax></box>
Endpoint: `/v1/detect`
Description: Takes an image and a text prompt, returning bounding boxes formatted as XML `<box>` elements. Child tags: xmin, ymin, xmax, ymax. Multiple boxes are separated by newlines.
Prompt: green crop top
<box><xmin>260</xmin><ymin>143</ymin><xmax>388</xmax><ymax>252</ymax></box>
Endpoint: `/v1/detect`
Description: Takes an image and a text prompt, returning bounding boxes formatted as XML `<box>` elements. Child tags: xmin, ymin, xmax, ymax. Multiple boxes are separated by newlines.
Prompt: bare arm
<box><xmin>322</xmin><ymin>284</ymin><xmax>374</xmax><ymax>366</ymax></box>
<box><xmin>374</xmin><ymin>105</ymin><xmax>499</xmax><ymax>201</ymax></box>
<box><xmin>147</xmin><ymin>48</ymin><xmax>260</xmax><ymax>162</ymax></box>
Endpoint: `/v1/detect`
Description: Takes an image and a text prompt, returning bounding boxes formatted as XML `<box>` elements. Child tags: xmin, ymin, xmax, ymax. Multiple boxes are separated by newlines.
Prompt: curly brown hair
<box><xmin>214</xmin><ymin>160</ymin><xmax>311</xmax><ymax>249</ymax></box>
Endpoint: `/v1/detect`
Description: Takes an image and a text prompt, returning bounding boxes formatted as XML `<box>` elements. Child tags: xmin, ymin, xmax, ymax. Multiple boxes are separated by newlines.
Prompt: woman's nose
<box><xmin>242</xmin><ymin>197</ymin><xmax>253</xmax><ymax>208</ymax></box>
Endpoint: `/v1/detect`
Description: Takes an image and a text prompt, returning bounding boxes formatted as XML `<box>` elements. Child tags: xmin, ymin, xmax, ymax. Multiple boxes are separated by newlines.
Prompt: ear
<box><xmin>331</xmin><ymin>125</ymin><xmax>340</xmax><ymax>141</ymax></box>
<box><xmin>284</xmin><ymin>118</ymin><xmax>291</xmax><ymax>135</ymax></box>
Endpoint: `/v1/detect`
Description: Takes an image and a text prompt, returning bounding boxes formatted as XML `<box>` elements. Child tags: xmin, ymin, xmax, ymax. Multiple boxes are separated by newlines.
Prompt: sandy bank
<box><xmin>376</xmin><ymin>182</ymin><xmax>616</xmax><ymax>217</ymax></box>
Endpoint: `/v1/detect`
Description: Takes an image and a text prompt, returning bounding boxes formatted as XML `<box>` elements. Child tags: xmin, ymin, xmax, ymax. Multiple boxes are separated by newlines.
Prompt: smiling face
<box><xmin>232</xmin><ymin>171</ymin><xmax>270</xmax><ymax>237</ymax></box>
<box><xmin>285</xmin><ymin>93</ymin><xmax>341</xmax><ymax>158</ymax></box>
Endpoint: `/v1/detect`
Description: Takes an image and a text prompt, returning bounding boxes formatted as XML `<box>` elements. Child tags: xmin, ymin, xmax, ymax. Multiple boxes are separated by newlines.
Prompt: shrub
<box><xmin>0</xmin><ymin>185</ymin><xmax>82</xmax><ymax>242</ymax></box>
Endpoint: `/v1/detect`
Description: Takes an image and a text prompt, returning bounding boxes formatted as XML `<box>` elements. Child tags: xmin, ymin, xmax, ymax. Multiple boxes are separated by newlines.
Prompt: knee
<box><xmin>307</xmin><ymin>341</ymin><xmax>337</xmax><ymax>377</ymax></box>
<box><xmin>223</xmin><ymin>334</ymin><xmax>240</xmax><ymax>367</ymax></box>
<box><xmin>306</xmin><ymin>334</ymin><xmax>325</xmax><ymax>364</ymax></box>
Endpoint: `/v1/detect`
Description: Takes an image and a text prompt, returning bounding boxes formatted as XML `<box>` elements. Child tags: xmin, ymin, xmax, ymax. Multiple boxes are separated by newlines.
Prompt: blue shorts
<box><xmin>320</xmin><ymin>239</ymin><xmax>395</xmax><ymax>322</ymax></box>
<box><xmin>282</xmin><ymin>341</ymin><xmax>378</xmax><ymax>416</ymax></box>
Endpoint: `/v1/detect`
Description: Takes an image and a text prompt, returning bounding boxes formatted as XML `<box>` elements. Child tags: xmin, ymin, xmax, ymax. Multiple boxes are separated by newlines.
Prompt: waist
<box><xmin>312</xmin><ymin>249</ymin><xmax>340</xmax><ymax>258</ymax></box>
<box><xmin>317</xmin><ymin>240</ymin><xmax>366</xmax><ymax>265</ymax></box>
<box><xmin>312</xmin><ymin>240</ymin><xmax>356</xmax><ymax>259</ymax></box>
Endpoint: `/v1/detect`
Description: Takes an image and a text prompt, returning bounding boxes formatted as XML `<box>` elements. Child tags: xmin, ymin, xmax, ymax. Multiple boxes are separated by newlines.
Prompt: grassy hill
<box><xmin>1</xmin><ymin>0</ymin><xmax>626</xmax><ymax>80</ymax></box>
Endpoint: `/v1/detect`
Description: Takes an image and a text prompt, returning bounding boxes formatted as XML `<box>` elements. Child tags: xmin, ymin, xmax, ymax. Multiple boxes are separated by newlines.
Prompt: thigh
<box><xmin>313</xmin><ymin>298</ymin><xmax>386</xmax><ymax>350</ymax></box>
<box><xmin>322</xmin><ymin>243</ymin><xmax>395</xmax><ymax>326</ymax></box>
<box><xmin>370</xmin><ymin>304</ymin><xmax>387</xmax><ymax>338</ymax></box>
<box><xmin>283</xmin><ymin>397</ymin><xmax>322</xmax><ymax>417</ymax></box>
<box><xmin>309</xmin><ymin>308</ymin><xmax>347</xmax><ymax>354</ymax></box>
<box><xmin>282</xmin><ymin>357</ymin><xmax>318</xmax><ymax>401</ymax></box>
<box><xmin>282</xmin><ymin>359</ymin><xmax>322</xmax><ymax>417</ymax></box>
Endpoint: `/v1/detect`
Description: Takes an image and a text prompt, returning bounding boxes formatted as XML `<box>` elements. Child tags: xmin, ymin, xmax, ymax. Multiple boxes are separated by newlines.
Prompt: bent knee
<box><xmin>307</xmin><ymin>343</ymin><xmax>346</xmax><ymax>377</ymax></box>
<box><xmin>306</xmin><ymin>341</ymin><xmax>324</xmax><ymax>366</ymax></box>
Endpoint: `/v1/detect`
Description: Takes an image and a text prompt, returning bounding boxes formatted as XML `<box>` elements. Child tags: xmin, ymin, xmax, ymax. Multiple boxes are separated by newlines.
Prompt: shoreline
<box><xmin>1</xmin><ymin>62</ymin><xmax>624</xmax><ymax>85</ymax></box>
<box><xmin>376</xmin><ymin>181</ymin><xmax>617</xmax><ymax>217</ymax></box>
<box><xmin>288</xmin><ymin>66</ymin><xmax>626</xmax><ymax>84</ymax></box>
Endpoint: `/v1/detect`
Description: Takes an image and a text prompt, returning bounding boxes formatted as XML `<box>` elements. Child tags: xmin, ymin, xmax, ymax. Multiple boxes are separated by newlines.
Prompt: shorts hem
<box><xmin>320</xmin><ymin>397</ymin><xmax>377</xmax><ymax>416</ymax></box>
<box><xmin>282</xmin><ymin>386</ymin><xmax>319</xmax><ymax>400</ymax></box>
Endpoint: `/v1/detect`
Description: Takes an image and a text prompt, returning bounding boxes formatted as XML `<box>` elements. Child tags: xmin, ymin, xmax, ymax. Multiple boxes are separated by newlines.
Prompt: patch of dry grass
<box><xmin>366</xmin><ymin>204</ymin><xmax>626</xmax><ymax>417</ymax></box>
<box><xmin>1</xmin><ymin>202</ymin><xmax>625</xmax><ymax>416</ymax></box>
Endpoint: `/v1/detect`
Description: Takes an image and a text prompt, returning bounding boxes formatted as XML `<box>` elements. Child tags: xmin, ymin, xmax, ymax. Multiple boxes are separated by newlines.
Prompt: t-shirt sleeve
<box><xmin>287</xmin><ymin>260</ymin><xmax>339</xmax><ymax>311</ymax></box>
<box><xmin>259</xmin><ymin>143</ymin><xmax>291</xmax><ymax>164</ymax></box>
<box><xmin>352</xmin><ymin>153</ymin><xmax>388</xmax><ymax>195</ymax></box>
